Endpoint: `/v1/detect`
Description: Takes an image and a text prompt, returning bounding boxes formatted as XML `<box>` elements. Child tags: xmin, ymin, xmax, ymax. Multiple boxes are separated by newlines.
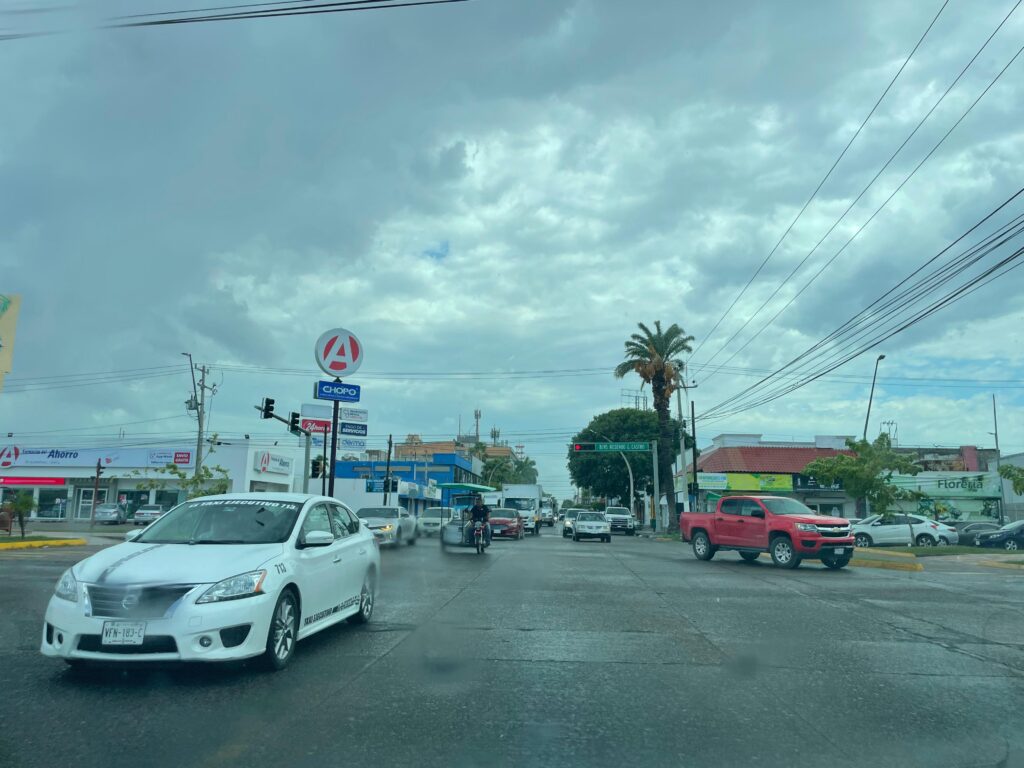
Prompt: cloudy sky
<box><xmin>2</xmin><ymin>0</ymin><xmax>1023</xmax><ymax>500</ymax></box>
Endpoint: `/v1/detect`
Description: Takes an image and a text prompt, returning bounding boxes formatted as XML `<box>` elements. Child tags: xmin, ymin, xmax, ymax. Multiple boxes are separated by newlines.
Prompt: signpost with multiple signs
<box><xmin>313</xmin><ymin>327</ymin><xmax>365</xmax><ymax>497</ymax></box>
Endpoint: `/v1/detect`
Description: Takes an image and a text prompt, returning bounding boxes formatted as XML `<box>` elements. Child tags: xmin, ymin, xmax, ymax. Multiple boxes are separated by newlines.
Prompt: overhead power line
<box><xmin>695</xmin><ymin>0</ymin><xmax>1024</xmax><ymax>385</ymax></box>
<box><xmin>687</xmin><ymin>0</ymin><xmax>950</xmax><ymax>362</ymax></box>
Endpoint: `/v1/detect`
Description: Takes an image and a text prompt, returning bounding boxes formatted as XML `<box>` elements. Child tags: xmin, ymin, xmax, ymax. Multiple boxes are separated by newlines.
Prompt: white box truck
<box><xmin>500</xmin><ymin>484</ymin><xmax>544</xmax><ymax>535</ymax></box>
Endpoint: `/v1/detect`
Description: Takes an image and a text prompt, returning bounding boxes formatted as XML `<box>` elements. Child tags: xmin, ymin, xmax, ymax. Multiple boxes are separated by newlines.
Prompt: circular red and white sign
<box><xmin>0</xmin><ymin>445</ymin><xmax>20</xmax><ymax>468</ymax></box>
<box><xmin>315</xmin><ymin>328</ymin><xmax>364</xmax><ymax>377</ymax></box>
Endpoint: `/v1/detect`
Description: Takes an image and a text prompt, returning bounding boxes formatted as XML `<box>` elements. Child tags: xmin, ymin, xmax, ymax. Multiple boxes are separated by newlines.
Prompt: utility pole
<box><xmin>382</xmin><ymin>434</ymin><xmax>393</xmax><ymax>504</ymax></box>
<box><xmin>993</xmin><ymin>394</ymin><xmax>1008</xmax><ymax>525</ymax></box>
<box><xmin>651</xmin><ymin>441</ymin><xmax>661</xmax><ymax>532</ymax></box>
<box><xmin>675</xmin><ymin>366</ymin><xmax>696</xmax><ymax>514</ymax></box>
<box><xmin>89</xmin><ymin>459</ymin><xmax>103</xmax><ymax>530</ymax></box>
<box><xmin>863</xmin><ymin>354</ymin><xmax>885</xmax><ymax>441</ymax></box>
<box><xmin>691</xmin><ymin>401</ymin><xmax>699</xmax><ymax>513</ymax></box>
<box><xmin>189</xmin><ymin>364</ymin><xmax>215</xmax><ymax>479</ymax></box>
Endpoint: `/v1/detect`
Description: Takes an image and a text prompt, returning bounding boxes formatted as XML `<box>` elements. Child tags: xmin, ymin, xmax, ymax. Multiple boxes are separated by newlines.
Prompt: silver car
<box><xmin>93</xmin><ymin>503</ymin><xmax>127</xmax><ymax>525</ymax></box>
<box><xmin>133</xmin><ymin>504</ymin><xmax>166</xmax><ymax>526</ymax></box>
<box><xmin>356</xmin><ymin>506</ymin><xmax>418</xmax><ymax>546</ymax></box>
<box><xmin>417</xmin><ymin>506</ymin><xmax>454</xmax><ymax>537</ymax></box>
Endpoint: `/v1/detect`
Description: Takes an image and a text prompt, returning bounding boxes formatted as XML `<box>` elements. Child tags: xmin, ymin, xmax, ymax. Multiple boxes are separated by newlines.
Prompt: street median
<box><xmin>849</xmin><ymin>550</ymin><xmax>924</xmax><ymax>572</ymax></box>
<box><xmin>0</xmin><ymin>537</ymin><xmax>89</xmax><ymax>551</ymax></box>
<box><xmin>978</xmin><ymin>559</ymin><xmax>1024</xmax><ymax>571</ymax></box>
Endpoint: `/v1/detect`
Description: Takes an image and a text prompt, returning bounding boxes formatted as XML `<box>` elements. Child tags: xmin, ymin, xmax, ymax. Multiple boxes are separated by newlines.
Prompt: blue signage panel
<box><xmin>340</xmin><ymin>422</ymin><xmax>368</xmax><ymax>436</ymax></box>
<box><xmin>315</xmin><ymin>380</ymin><xmax>361</xmax><ymax>402</ymax></box>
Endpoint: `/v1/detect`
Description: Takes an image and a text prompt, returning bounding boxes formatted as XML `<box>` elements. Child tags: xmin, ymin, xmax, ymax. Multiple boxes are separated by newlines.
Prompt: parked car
<box><xmin>852</xmin><ymin>514</ymin><xmax>959</xmax><ymax>547</ymax></box>
<box><xmin>133</xmin><ymin>504</ymin><xmax>167</xmax><ymax>526</ymax></box>
<box><xmin>562</xmin><ymin>508</ymin><xmax>585</xmax><ymax>538</ymax></box>
<box><xmin>957</xmin><ymin>521</ymin><xmax>1003</xmax><ymax>546</ymax></box>
<box><xmin>356</xmin><ymin>506</ymin><xmax>417</xmax><ymax>547</ymax></box>
<box><xmin>680</xmin><ymin>496</ymin><xmax>855</xmax><ymax>569</ymax></box>
<box><xmin>603</xmin><ymin>506</ymin><xmax>636</xmax><ymax>536</ymax></box>
<box><xmin>93</xmin><ymin>503</ymin><xmax>127</xmax><ymax>525</ymax></box>
<box><xmin>40</xmin><ymin>493</ymin><xmax>379</xmax><ymax>670</ymax></box>
<box><xmin>417</xmin><ymin>506</ymin><xmax>454</xmax><ymax>537</ymax></box>
<box><xmin>573</xmin><ymin>511</ymin><xmax>611</xmax><ymax>543</ymax></box>
<box><xmin>489</xmin><ymin>509</ymin><xmax>524</xmax><ymax>540</ymax></box>
<box><xmin>975</xmin><ymin>520</ymin><xmax>1024</xmax><ymax>551</ymax></box>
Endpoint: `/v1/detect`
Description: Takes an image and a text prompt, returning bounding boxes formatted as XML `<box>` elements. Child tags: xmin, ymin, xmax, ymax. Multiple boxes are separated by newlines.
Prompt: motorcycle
<box><xmin>474</xmin><ymin>521</ymin><xmax>487</xmax><ymax>554</ymax></box>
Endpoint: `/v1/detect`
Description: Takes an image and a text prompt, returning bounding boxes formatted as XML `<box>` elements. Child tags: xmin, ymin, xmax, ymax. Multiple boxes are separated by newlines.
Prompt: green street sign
<box><xmin>596</xmin><ymin>441</ymin><xmax>650</xmax><ymax>452</ymax></box>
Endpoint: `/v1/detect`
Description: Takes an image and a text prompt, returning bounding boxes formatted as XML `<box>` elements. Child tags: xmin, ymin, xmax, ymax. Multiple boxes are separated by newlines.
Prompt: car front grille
<box><xmin>86</xmin><ymin>585</ymin><xmax>196</xmax><ymax>619</ymax></box>
<box><xmin>816</xmin><ymin>526</ymin><xmax>851</xmax><ymax>537</ymax></box>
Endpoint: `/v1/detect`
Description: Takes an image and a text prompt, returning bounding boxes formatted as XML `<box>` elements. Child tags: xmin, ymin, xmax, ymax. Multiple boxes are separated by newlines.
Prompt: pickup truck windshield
<box><xmin>605</xmin><ymin>508</ymin><xmax>629</xmax><ymax>515</ymax></box>
<box><xmin>760</xmin><ymin>498</ymin><xmax>817</xmax><ymax>516</ymax></box>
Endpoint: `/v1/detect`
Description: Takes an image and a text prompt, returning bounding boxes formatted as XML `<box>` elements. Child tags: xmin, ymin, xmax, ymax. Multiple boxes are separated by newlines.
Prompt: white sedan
<box><xmin>573</xmin><ymin>511</ymin><xmax>611</xmax><ymax>543</ymax></box>
<box><xmin>356</xmin><ymin>506</ymin><xmax>418</xmax><ymax>546</ymax></box>
<box><xmin>40</xmin><ymin>493</ymin><xmax>380</xmax><ymax>671</ymax></box>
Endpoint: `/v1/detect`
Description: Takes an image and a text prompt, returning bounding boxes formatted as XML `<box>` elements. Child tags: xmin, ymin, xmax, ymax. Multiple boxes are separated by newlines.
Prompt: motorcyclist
<box><xmin>467</xmin><ymin>495</ymin><xmax>491</xmax><ymax>547</ymax></box>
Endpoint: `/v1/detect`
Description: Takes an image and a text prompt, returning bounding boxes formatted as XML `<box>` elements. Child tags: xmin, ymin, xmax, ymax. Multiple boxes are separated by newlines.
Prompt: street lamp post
<box><xmin>862</xmin><ymin>354</ymin><xmax>886</xmax><ymax>441</ymax></box>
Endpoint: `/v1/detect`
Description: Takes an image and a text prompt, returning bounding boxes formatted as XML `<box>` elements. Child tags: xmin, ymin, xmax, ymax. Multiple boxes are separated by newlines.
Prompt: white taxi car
<box><xmin>40</xmin><ymin>493</ymin><xmax>380</xmax><ymax>671</ymax></box>
<box><xmin>573</xmin><ymin>511</ymin><xmax>611</xmax><ymax>543</ymax></box>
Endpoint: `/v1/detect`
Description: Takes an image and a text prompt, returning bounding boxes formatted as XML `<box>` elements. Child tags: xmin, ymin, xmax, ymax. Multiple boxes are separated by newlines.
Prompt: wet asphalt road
<box><xmin>1</xmin><ymin>529</ymin><xmax>1023</xmax><ymax>768</ymax></box>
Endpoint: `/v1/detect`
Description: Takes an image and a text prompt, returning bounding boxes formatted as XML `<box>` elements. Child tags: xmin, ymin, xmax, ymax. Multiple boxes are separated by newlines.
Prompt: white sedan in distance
<box><xmin>357</xmin><ymin>506</ymin><xmax>418</xmax><ymax>546</ymax></box>
<box><xmin>417</xmin><ymin>506</ymin><xmax>454</xmax><ymax>537</ymax></box>
<box><xmin>573</xmin><ymin>511</ymin><xmax>611</xmax><ymax>543</ymax></box>
<box><xmin>40</xmin><ymin>493</ymin><xmax>380</xmax><ymax>671</ymax></box>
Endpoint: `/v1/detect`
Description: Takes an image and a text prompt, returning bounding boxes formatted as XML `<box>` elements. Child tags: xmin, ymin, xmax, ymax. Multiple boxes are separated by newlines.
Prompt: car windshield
<box><xmin>565</xmin><ymin>510</ymin><xmax>582</xmax><ymax>519</ymax></box>
<box><xmin>1000</xmin><ymin>520</ymin><xmax>1024</xmax><ymax>531</ymax></box>
<box><xmin>358</xmin><ymin>508</ymin><xmax>399</xmax><ymax>519</ymax></box>
<box><xmin>421</xmin><ymin>508</ymin><xmax>448</xmax><ymax>518</ymax></box>
<box><xmin>578</xmin><ymin>513</ymin><xmax>604</xmax><ymax>521</ymax></box>
<box><xmin>137</xmin><ymin>499</ymin><xmax>302</xmax><ymax>544</ymax></box>
<box><xmin>760</xmin><ymin>498</ymin><xmax>817</xmax><ymax>516</ymax></box>
<box><xmin>605</xmin><ymin>508</ymin><xmax>629</xmax><ymax>515</ymax></box>
<box><xmin>503</xmin><ymin>498</ymin><xmax>536</xmax><ymax>511</ymax></box>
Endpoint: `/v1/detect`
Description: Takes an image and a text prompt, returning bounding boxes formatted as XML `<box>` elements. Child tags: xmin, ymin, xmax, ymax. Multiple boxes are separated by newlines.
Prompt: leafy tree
<box><xmin>512</xmin><ymin>456</ymin><xmax>538</xmax><ymax>484</ymax></box>
<box><xmin>614</xmin><ymin>321</ymin><xmax>694</xmax><ymax>531</ymax></box>
<box><xmin>2</xmin><ymin>491</ymin><xmax>36</xmax><ymax>538</ymax></box>
<box><xmin>804</xmin><ymin>434</ymin><xmax>921</xmax><ymax>543</ymax></box>
<box><xmin>999</xmin><ymin>464</ymin><xmax>1024</xmax><ymax>495</ymax></box>
<box><xmin>134</xmin><ymin>463</ymin><xmax>231</xmax><ymax>500</ymax></box>
<box><xmin>567</xmin><ymin>408</ymin><xmax>686</xmax><ymax>513</ymax></box>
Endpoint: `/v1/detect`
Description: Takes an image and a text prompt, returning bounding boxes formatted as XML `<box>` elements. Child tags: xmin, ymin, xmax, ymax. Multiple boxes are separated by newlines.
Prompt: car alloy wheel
<box><xmin>770</xmin><ymin>537</ymin><xmax>800</xmax><ymax>569</ymax></box>
<box><xmin>350</xmin><ymin>576</ymin><xmax>374</xmax><ymax>624</ymax></box>
<box><xmin>916</xmin><ymin>535</ymin><xmax>935</xmax><ymax>547</ymax></box>
<box><xmin>854</xmin><ymin>534</ymin><xmax>871</xmax><ymax>548</ymax></box>
<box><xmin>264</xmin><ymin>590</ymin><xmax>298</xmax><ymax>670</ymax></box>
<box><xmin>1006</xmin><ymin>540</ymin><xmax>1019</xmax><ymax>551</ymax></box>
<box><xmin>936</xmin><ymin>538</ymin><xmax>949</xmax><ymax>547</ymax></box>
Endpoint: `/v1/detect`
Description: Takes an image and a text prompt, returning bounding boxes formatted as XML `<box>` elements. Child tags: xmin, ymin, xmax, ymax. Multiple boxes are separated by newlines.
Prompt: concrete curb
<box><xmin>0</xmin><ymin>538</ymin><xmax>89</xmax><ymax>551</ymax></box>
<box><xmin>849</xmin><ymin>557</ymin><xmax>923</xmax><ymax>572</ymax></box>
<box><xmin>857</xmin><ymin>549</ymin><xmax>918</xmax><ymax>559</ymax></box>
<box><xmin>978</xmin><ymin>560</ymin><xmax>1024</xmax><ymax>571</ymax></box>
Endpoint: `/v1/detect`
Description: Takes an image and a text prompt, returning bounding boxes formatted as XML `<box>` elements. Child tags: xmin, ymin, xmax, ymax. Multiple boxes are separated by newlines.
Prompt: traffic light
<box><xmin>260</xmin><ymin>397</ymin><xmax>275</xmax><ymax>419</ymax></box>
<box><xmin>311</xmin><ymin>458</ymin><xmax>323</xmax><ymax>478</ymax></box>
<box><xmin>573</xmin><ymin>443</ymin><xmax>595</xmax><ymax>452</ymax></box>
<box><xmin>288</xmin><ymin>411</ymin><xmax>300</xmax><ymax>434</ymax></box>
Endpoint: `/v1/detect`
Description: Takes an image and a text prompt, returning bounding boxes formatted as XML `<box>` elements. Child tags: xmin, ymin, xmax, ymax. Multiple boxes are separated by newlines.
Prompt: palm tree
<box><xmin>511</xmin><ymin>456</ymin><xmax>538</xmax><ymax>484</ymax></box>
<box><xmin>614</xmin><ymin>321</ymin><xmax>694</xmax><ymax>531</ymax></box>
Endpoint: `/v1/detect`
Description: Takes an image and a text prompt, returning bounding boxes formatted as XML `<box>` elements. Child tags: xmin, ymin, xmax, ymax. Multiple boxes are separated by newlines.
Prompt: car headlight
<box><xmin>196</xmin><ymin>570</ymin><xmax>267</xmax><ymax>604</ymax></box>
<box><xmin>379</xmin><ymin>525</ymin><xmax>394</xmax><ymax>532</ymax></box>
<box><xmin>795</xmin><ymin>523</ymin><xmax>818</xmax><ymax>532</ymax></box>
<box><xmin>54</xmin><ymin>568</ymin><xmax>79</xmax><ymax>602</ymax></box>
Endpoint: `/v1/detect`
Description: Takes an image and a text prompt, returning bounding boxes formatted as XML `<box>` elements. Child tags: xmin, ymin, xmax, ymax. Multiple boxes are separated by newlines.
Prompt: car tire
<box><xmin>348</xmin><ymin>574</ymin><xmax>375</xmax><ymax>625</ymax></box>
<box><xmin>769</xmin><ymin>536</ymin><xmax>801</xmax><ymax>569</ymax></box>
<box><xmin>915</xmin><ymin>534</ymin><xmax>935</xmax><ymax>547</ymax></box>
<box><xmin>408</xmin><ymin>530</ymin><xmax>417</xmax><ymax>546</ymax></box>
<box><xmin>263</xmin><ymin>589</ymin><xmax>299</xmax><ymax>671</ymax></box>
<box><xmin>691</xmin><ymin>531</ymin><xmax>716</xmax><ymax>561</ymax></box>
<box><xmin>854</xmin><ymin>533</ymin><xmax>872</xmax><ymax>548</ymax></box>
<box><xmin>627</xmin><ymin>529</ymin><xmax>635</xmax><ymax>536</ymax></box>
<box><xmin>936</xmin><ymin>538</ymin><xmax>949</xmax><ymax>547</ymax></box>
<box><xmin>738</xmin><ymin>551</ymin><xmax>760</xmax><ymax>562</ymax></box>
<box><xmin>572</xmin><ymin>532</ymin><xmax>579</xmax><ymax>542</ymax></box>
<box><xmin>1006</xmin><ymin>539</ymin><xmax>1020</xmax><ymax>551</ymax></box>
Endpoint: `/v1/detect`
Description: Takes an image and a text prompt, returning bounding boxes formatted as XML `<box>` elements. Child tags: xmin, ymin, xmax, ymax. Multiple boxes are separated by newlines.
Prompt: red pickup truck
<box><xmin>680</xmin><ymin>495</ymin><xmax>855</xmax><ymax>570</ymax></box>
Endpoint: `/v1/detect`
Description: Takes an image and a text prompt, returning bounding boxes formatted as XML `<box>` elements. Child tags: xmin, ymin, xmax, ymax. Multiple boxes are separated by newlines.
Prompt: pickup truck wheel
<box><xmin>854</xmin><ymin>533</ymin><xmax>872</xmax><ymax>548</ymax></box>
<box><xmin>821</xmin><ymin>554</ymin><xmax>852</xmax><ymax>570</ymax></box>
<box><xmin>691</xmin><ymin>531</ymin><xmax>716</xmax><ymax>561</ymax></box>
<box><xmin>770</xmin><ymin>536</ymin><xmax>801</xmax><ymax>569</ymax></box>
<box><xmin>627</xmin><ymin>529</ymin><xmax>635</xmax><ymax>536</ymax></box>
<box><xmin>738</xmin><ymin>551</ymin><xmax>760</xmax><ymax>562</ymax></box>
<box><xmin>915</xmin><ymin>534</ymin><xmax>935</xmax><ymax>547</ymax></box>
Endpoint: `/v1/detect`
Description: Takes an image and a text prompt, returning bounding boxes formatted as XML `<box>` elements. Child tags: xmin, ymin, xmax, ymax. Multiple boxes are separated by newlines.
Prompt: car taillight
<box><xmin>930</xmin><ymin>524</ymin><xmax>938</xmax><ymax>529</ymax></box>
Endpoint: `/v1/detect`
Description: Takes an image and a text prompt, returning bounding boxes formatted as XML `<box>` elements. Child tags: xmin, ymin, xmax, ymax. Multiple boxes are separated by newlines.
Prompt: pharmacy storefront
<box><xmin>0</xmin><ymin>445</ymin><xmax>195</xmax><ymax>519</ymax></box>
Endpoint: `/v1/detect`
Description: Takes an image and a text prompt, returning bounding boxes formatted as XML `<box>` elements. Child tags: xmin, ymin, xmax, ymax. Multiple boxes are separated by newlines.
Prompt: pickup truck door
<box><xmin>715</xmin><ymin>498</ymin><xmax>744</xmax><ymax>546</ymax></box>
<box><xmin>737</xmin><ymin>499</ymin><xmax>768</xmax><ymax>549</ymax></box>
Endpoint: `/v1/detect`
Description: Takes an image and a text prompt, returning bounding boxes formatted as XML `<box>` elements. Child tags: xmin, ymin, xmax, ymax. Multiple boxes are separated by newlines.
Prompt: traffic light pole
<box><xmin>89</xmin><ymin>459</ymin><xmax>102</xmax><ymax>531</ymax></box>
<box><xmin>302</xmin><ymin>431</ymin><xmax>311</xmax><ymax>494</ymax></box>
<box><xmin>255</xmin><ymin>400</ymin><xmax>312</xmax><ymax>494</ymax></box>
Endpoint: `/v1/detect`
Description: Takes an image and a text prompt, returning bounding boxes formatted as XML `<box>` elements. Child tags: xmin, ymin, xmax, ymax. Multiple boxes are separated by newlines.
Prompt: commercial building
<box><xmin>332</xmin><ymin>451</ymin><xmax>480</xmax><ymax>515</ymax></box>
<box><xmin>0</xmin><ymin>441</ymin><xmax>307</xmax><ymax>519</ymax></box>
<box><xmin>683</xmin><ymin>434</ymin><xmax>1004</xmax><ymax>522</ymax></box>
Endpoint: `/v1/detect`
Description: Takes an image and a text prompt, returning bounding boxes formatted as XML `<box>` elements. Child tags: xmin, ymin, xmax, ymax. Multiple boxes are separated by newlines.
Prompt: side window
<box><xmin>327</xmin><ymin>505</ymin><xmax>350</xmax><ymax>539</ymax></box>
<box><xmin>720</xmin><ymin>499</ymin><xmax>741</xmax><ymax>515</ymax></box>
<box><xmin>300</xmin><ymin>504</ymin><xmax>333</xmax><ymax>540</ymax></box>
<box><xmin>337</xmin><ymin>505</ymin><xmax>361</xmax><ymax>535</ymax></box>
<box><xmin>740</xmin><ymin>500</ymin><xmax>764</xmax><ymax>517</ymax></box>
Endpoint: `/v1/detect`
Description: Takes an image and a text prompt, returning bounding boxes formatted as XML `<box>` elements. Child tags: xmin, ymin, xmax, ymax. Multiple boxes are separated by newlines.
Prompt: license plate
<box><xmin>493</xmin><ymin>527</ymin><xmax>504</xmax><ymax>533</ymax></box>
<box><xmin>832</xmin><ymin>548</ymin><xmax>845</xmax><ymax>555</ymax></box>
<box><xmin>101</xmin><ymin>621</ymin><xmax>146</xmax><ymax>646</ymax></box>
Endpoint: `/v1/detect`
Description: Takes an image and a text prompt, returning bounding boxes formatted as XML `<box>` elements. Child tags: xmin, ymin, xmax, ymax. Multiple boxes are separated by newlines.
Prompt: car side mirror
<box><xmin>750</xmin><ymin>509</ymin><xmax>765</xmax><ymax>519</ymax></box>
<box><xmin>124</xmin><ymin>529</ymin><xmax>143</xmax><ymax>542</ymax></box>
<box><xmin>302</xmin><ymin>530</ymin><xmax>335</xmax><ymax>548</ymax></box>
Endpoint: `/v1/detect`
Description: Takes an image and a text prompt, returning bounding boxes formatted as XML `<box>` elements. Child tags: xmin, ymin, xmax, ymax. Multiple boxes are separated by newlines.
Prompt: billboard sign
<box><xmin>0</xmin><ymin>446</ymin><xmax>194</xmax><ymax>470</ymax></box>
<box><xmin>0</xmin><ymin>293</ymin><xmax>21</xmax><ymax>375</ymax></box>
